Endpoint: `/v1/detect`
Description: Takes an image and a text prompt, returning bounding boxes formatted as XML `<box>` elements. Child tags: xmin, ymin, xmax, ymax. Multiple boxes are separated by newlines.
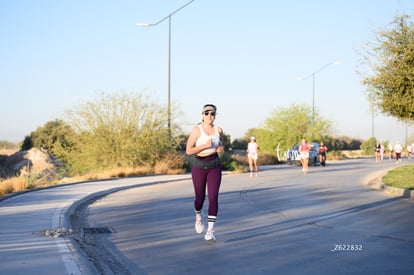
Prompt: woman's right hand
<box><xmin>205</xmin><ymin>138</ymin><xmax>212</xmax><ymax>148</ymax></box>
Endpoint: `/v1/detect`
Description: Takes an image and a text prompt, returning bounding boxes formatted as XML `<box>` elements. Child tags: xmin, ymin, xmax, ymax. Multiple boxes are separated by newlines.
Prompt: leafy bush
<box><xmin>361</xmin><ymin>137</ymin><xmax>376</xmax><ymax>155</ymax></box>
<box><xmin>62</xmin><ymin>92</ymin><xmax>177</xmax><ymax>175</ymax></box>
<box><xmin>220</xmin><ymin>152</ymin><xmax>243</xmax><ymax>171</ymax></box>
<box><xmin>326</xmin><ymin>150</ymin><xmax>344</xmax><ymax>160</ymax></box>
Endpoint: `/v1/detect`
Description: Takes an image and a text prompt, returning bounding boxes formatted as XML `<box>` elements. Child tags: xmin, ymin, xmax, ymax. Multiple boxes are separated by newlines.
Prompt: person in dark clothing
<box><xmin>319</xmin><ymin>141</ymin><xmax>328</xmax><ymax>167</ymax></box>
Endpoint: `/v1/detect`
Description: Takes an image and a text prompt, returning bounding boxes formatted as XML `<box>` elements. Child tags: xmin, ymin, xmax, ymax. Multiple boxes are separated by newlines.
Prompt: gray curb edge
<box><xmin>368</xmin><ymin>172</ymin><xmax>414</xmax><ymax>201</ymax></box>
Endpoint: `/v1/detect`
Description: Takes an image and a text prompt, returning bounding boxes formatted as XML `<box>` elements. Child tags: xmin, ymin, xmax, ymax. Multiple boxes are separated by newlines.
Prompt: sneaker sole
<box><xmin>204</xmin><ymin>233</ymin><xmax>216</xmax><ymax>242</ymax></box>
<box><xmin>204</xmin><ymin>237</ymin><xmax>216</xmax><ymax>242</ymax></box>
<box><xmin>195</xmin><ymin>222</ymin><xmax>204</xmax><ymax>234</ymax></box>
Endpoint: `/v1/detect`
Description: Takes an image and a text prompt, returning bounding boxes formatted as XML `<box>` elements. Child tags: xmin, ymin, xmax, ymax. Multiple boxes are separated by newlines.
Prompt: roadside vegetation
<box><xmin>2</xmin><ymin>13</ymin><xmax>414</xmax><ymax>197</ymax></box>
<box><xmin>358</xmin><ymin>13</ymin><xmax>414</xmax><ymax>122</ymax></box>
<box><xmin>382</xmin><ymin>164</ymin><xmax>414</xmax><ymax>190</ymax></box>
<box><xmin>0</xmin><ymin>92</ymin><xmax>367</xmax><ymax>197</ymax></box>
<box><xmin>1</xmin><ymin>90</ymin><xmax>412</xmax><ymax>197</ymax></box>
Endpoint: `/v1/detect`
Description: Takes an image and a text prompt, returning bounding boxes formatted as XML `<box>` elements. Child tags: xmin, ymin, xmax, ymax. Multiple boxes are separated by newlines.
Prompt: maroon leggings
<box><xmin>192</xmin><ymin>161</ymin><xmax>222</xmax><ymax>216</ymax></box>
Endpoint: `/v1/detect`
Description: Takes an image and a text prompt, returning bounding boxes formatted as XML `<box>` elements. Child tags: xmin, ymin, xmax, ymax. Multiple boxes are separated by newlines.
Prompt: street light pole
<box><xmin>312</xmin><ymin>73</ymin><xmax>315</xmax><ymax>123</ymax></box>
<box><xmin>372</xmin><ymin>109</ymin><xmax>375</xmax><ymax>138</ymax></box>
<box><xmin>300</xmin><ymin>61</ymin><xmax>340</xmax><ymax>124</ymax></box>
<box><xmin>405</xmin><ymin>124</ymin><xmax>408</xmax><ymax>149</ymax></box>
<box><xmin>168</xmin><ymin>15</ymin><xmax>171</xmax><ymax>138</ymax></box>
<box><xmin>137</xmin><ymin>0</ymin><xmax>195</xmax><ymax>139</ymax></box>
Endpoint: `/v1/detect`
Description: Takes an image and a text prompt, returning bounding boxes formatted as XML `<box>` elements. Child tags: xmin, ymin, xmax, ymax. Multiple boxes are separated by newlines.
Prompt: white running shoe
<box><xmin>204</xmin><ymin>229</ymin><xmax>216</xmax><ymax>241</ymax></box>
<box><xmin>195</xmin><ymin>218</ymin><xmax>204</xmax><ymax>234</ymax></box>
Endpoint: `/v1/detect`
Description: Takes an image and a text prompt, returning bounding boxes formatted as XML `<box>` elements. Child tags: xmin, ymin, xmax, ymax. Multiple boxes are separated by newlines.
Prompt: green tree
<box><xmin>65</xmin><ymin>92</ymin><xmax>178</xmax><ymax>173</ymax></box>
<box><xmin>361</xmin><ymin>137</ymin><xmax>377</xmax><ymax>155</ymax></box>
<box><xmin>20</xmin><ymin>136</ymin><xmax>33</xmax><ymax>151</ymax></box>
<box><xmin>231</xmin><ymin>138</ymin><xmax>248</xmax><ymax>151</ymax></box>
<box><xmin>29</xmin><ymin>119</ymin><xmax>75</xmax><ymax>158</ymax></box>
<box><xmin>247</xmin><ymin>128</ymin><xmax>274</xmax><ymax>155</ymax></box>
<box><xmin>261</xmin><ymin>103</ymin><xmax>333</xmax><ymax>154</ymax></box>
<box><xmin>323</xmin><ymin>136</ymin><xmax>362</xmax><ymax>151</ymax></box>
<box><xmin>359</xmin><ymin>13</ymin><xmax>414</xmax><ymax>122</ymax></box>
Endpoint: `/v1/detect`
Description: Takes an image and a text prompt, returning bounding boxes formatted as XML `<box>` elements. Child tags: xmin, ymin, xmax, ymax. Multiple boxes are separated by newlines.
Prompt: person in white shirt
<box><xmin>407</xmin><ymin>144</ymin><xmax>412</xmax><ymax>160</ymax></box>
<box><xmin>247</xmin><ymin>136</ymin><xmax>260</xmax><ymax>176</ymax></box>
<box><xmin>299</xmin><ymin>138</ymin><xmax>310</xmax><ymax>174</ymax></box>
<box><xmin>393</xmin><ymin>141</ymin><xmax>403</xmax><ymax>163</ymax></box>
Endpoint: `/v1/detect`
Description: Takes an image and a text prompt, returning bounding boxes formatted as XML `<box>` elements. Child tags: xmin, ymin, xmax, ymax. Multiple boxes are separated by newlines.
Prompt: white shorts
<box><xmin>300</xmin><ymin>152</ymin><xmax>309</xmax><ymax>159</ymax></box>
<box><xmin>248</xmin><ymin>153</ymin><xmax>258</xmax><ymax>160</ymax></box>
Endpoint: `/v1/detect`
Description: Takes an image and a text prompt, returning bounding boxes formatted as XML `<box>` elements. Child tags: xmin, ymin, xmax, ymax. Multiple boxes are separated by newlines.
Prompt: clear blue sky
<box><xmin>1</xmin><ymin>0</ymin><xmax>413</xmax><ymax>145</ymax></box>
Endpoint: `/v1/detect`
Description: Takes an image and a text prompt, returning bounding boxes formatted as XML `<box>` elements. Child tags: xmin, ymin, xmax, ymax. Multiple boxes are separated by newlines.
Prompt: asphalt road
<box><xmin>0</xmin><ymin>158</ymin><xmax>413</xmax><ymax>275</ymax></box>
<box><xmin>82</xmin><ymin>158</ymin><xmax>414</xmax><ymax>275</ymax></box>
<box><xmin>0</xmin><ymin>174</ymin><xmax>193</xmax><ymax>275</ymax></box>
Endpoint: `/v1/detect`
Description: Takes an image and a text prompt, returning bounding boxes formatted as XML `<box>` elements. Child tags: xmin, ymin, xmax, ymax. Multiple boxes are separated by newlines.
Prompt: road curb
<box><xmin>368</xmin><ymin>172</ymin><xmax>414</xmax><ymax>201</ymax></box>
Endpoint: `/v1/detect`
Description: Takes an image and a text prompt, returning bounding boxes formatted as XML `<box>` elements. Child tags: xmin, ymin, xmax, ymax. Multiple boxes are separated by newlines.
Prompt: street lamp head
<box><xmin>136</xmin><ymin>23</ymin><xmax>150</xmax><ymax>27</ymax></box>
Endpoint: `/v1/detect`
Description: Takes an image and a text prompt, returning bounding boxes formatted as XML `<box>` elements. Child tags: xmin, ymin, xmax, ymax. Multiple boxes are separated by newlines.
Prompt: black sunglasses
<box><xmin>204</xmin><ymin>111</ymin><xmax>216</xmax><ymax>116</ymax></box>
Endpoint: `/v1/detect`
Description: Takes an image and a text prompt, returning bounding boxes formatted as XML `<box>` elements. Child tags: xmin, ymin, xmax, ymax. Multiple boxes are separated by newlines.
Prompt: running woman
<box><xmin>247</xmin><ymin>136</ymin><xmax>260</xmax><ymax>176</ymax></box>
<box><xmin>299</xmin><ymin>138</ymin><xmax>310</xmax><ymax>174</ymax></box>
<box><xmin>319</xmin><ymin>141</ymin><xmax>328</xmax><ymax>167</ymax></box>
<box><xmin>186</xmin><ymin>104</ymin><xmax>223</xmax><ymax>242</ymax></box>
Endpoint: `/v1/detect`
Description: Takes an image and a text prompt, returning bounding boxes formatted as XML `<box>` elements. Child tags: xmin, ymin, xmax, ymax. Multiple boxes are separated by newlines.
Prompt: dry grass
<box><xmin>58</xmin><ymin>168</ymin><xmax>143</xmax><ymax>184</ymax></box>
<box><xmin>230</xmin><ymin>150</ymin><xmax>280</xmax><ymax>166</ymax></box>
<box><xmin>1</xmin><ymin>164</ymin><xmax>185</xmax><ymax>196</ymax></box>
<box><xmin>1</xmin><ymin>148</ymin><xmax>56</xmax><ymax>196</ymax></box>
<box><xmin>1</xmin><ymin>150</ymin><xmax>187</xmax><ymax>197</ymax></box>
<box><xmin>154</xmin><ymin>151</ymin><xmax>186</xmax><ymax>175</ymax></box>
<box><xmin>340</xmin><ymin>150</ymin><xmax>372</xmax><ymax>158</ymax></box>
<box><xmin>0</xmin><ymin>177</ymin><xmax>27</xmax><ymax>195</ymax></box>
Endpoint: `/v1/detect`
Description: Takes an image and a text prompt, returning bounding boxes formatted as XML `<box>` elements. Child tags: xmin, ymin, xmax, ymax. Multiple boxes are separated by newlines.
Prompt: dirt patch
<box><xmin>0</xmin><ymin>148</ymin><xmax>59</xmax><ymax>181</ymax></box>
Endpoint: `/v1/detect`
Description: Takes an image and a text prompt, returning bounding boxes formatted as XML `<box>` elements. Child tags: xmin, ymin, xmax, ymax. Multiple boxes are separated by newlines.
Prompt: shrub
<box><xmin>327</xmin><ymin>150</ymin><xmax>344</xmax><ymax>160</ymax></box>
<box><xmin>0</xmin><ymin>180</ymin><xmax>14</xmax><ymax>195</ymax></box>
<box><xmin>220</xmin><ymin>152</ymin><xmax>244</xmax><ymax>172</ymax></box>
<box><xmin>361</xmin><ymin>137</ymin><xmax>376</xmax><ymax>155</ymax></box>
<box><xmin>154</xmin><ymin>151</ymin><xmax>186</xmax><ymax>174</ymax></box>
<box><xmin>0</xmin><ymin>177</ymin><xmax>27</xmax><ymax>196</ymax></box>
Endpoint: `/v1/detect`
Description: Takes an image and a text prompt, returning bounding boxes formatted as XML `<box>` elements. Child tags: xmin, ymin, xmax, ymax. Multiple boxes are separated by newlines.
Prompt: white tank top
<box><xmin>196</xmin><ymin>124</ymin><xmax>220</xmax><ymax>157</ymax></box>
<box><xmin>248</xmin><ymin>142</ymin><xmax>258</xmax><ymax>154</ymax></box>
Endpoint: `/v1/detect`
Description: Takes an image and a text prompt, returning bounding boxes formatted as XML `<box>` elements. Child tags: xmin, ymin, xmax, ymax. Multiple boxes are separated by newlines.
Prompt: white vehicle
<box><xmin>286</xmin><ymin>142</ymin><xmax>320</xmax><ymax>166</ymax></box>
